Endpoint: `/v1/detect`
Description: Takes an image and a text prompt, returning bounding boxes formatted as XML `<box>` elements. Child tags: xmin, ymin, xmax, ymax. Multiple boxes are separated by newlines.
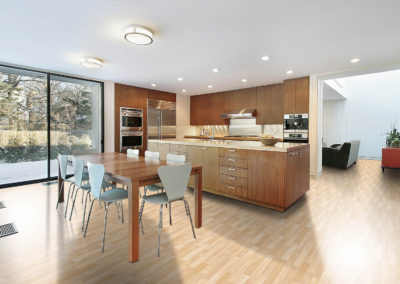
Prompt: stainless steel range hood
<box><xmin>220</xmin><ymin>109</ymin><xmax>256</xmax><ymax>119</ymax></box>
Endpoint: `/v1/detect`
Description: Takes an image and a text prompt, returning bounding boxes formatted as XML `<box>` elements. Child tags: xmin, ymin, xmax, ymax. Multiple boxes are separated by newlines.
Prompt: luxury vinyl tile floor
<box><xmin>1</xmin><ymin>159</ymin><xmax>400</xmax><ymax>283</ymax></box>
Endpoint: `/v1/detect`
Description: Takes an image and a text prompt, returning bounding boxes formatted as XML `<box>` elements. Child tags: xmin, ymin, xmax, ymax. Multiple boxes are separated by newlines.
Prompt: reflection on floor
<box><xmin>0</xmin><ymin>159</ymin><xmax>400</xmax><ymax>283</ymax></box>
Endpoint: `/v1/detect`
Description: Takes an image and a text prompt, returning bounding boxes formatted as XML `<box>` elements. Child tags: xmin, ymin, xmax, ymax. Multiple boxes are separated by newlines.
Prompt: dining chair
<box><xmin>139</xmin><ymin>163</ymin><xmax>196</xmax><ymax>257</ymax></box>
<box><xmin>84</xmin><ymin>162</ymin><xmax>129</xmax><ymax>252</ymax></box>
<box><xmin>56</xmin><ymin>154</ymin><xmax>76</xmax><ymax>209</ymax></box>
<box><xmin>127</xmin><ymin>149</ymin><xmax>139</xmax><ymax>157</ymax></box>
<box><xmin>143</xmin><ymin>151</ymin><xmax>161</xmax><ymax>196</ymax></box>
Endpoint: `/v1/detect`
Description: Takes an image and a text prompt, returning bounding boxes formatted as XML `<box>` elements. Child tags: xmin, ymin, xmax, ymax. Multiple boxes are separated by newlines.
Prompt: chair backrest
<box><xmin>127</xmin><ymin>149</ymin><xmax>139</xmax><ymax>157</ymax></box>
<box><xmin>158</xmin><ymin>163</ymin><xmax>192</xmax><ymax>202</ymax></box>
<box><xmin>87</xmin><ymin>162</ymin><xmax>105</xmax><ymax>199</ymax></box>
<box><xmin>166</xmin><ymin>153</ymin><xmax>185</xmax><ymax>163</ymax></box>
<box><xmin>145</xmin><ymin>151</ymin><xmax>160</xmax><ymax>160</ymax></box>
<box><xmin>346</xmin><ymin>140</ymin><xmax>360</xmax><ymax>167</ymax></box>
<box><xmin>72</xmin><ymin>158</ymin><xmax>85</xmax><ymax>187</ymax></box>
<box><xmin>58</xmin><ymin>154</ymin><xmax>68</xmax><ymax>179</ymax></box>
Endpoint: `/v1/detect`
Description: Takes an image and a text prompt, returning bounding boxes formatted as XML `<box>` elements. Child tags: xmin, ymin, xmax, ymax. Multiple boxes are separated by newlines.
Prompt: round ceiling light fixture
<box><xmin>124</xmin><ymin>26</ymin><xmax>153</xmax><ymax>45</ymax></box>
<box><xmin>151</xmin><ymin>83</ymin><xmax>156</xmax><ymax>87</ymax></box>
<box><xmin>261</xmin><ymin>55</ymin><xmax>270</xmax><ymax>61</ymax></box>
<box><xmin>286</xmin><ymin>70</ymin><xmax>293</xmax><ymax>75</ymax></box>
<box><xmin>242</xmin><ymin>78</ymin><xmax>247</xmax><ymax>83</ymax></box>
<box><xmin>350</xmin><ymin>58</ymin><xmax>360</xmax><ymax>63</ymax></box>
<box><xmin>212</xmin><ymin>68</ymin><xmax>220</xmax><ymax>73</ymax></box>
<box><xmin>80</xmin><ymin>57</ymin><xmax>103</xmax><ymax>68</ymax></box>
<box><xmin>182</xmin><ymin>89</ymin><xmax>187</xmax><ymax>93</ymax></box>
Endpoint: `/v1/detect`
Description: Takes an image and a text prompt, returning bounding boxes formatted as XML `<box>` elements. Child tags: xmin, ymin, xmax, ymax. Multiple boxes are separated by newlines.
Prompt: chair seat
<box><xmin>66</xmin><ymin>173</ymin><xmax>89</xmax><ymax>184</ymax></box>
<box><xmin>99</xmin><ymin>188</ymin><xmax>128</xmax><ymax>202</ymax></box>
<box><xmin>79</xmin><ymin>181</ymin><xmax>113</xmax><ymax>191</ymax></box>
<box><xmin>143</xmin><ymin>192</ymin><xmax>169</xmax><ymax>205</ymax></box>
<box><xmin>146</xmin><ymin>183</ymin><xmax>163</xmax><ymax>192</ymax></box>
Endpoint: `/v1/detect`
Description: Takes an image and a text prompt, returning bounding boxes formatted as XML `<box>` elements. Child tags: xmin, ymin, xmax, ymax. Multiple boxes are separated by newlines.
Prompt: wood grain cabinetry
<box><xmin>190</xmin><ymin>93</ymin><xmax>227</xmax><ymax>125</ymax></box>
<box><xmin>223</xmin><ymin>88</ymin><xmax>256</xmax><ymax>110</ymax></box>
<box><xmin>219</xmin><ymin>148</ymin><xmax>248</xmax><ymax>198</ymax></box>
<box><xmin>270</xmin><ymin>84</ymin><xmax>284</xmax><ymax>124</ymax></box>
<box><xmin>187</xmin><ymin>146</ymin><xmax>219</xmax><ymax>190</ymax></box>
<box><xmin>283</xmin><ymin>77</ymin><xmax>309</xmax><ymax>114</ymax></box>
<box><xmin>256</xmin><ymin>86</ymin><xmax>271</xmax><ymax>124</ymax></box>
<box><xmin>147</xmin><ymin>142</ymin><xmax>159</xmax><ymax>152</ymax></box>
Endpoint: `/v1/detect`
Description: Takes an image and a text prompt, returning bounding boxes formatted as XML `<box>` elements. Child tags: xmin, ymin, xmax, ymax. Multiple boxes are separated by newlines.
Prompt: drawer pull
<box><xmin>228</xmin><ymin>186</ymin><xmax>236</xmax><ymax>190</ymax></box>
<box><xmin>228</xmin><ymin>168</ymin><xmax>236</xmax><ymax>171</ymax></box>
<box><xmin>201</xmin><ymin>147</ymin><xmax>207</xmax><ymax>150</ymax></box>
<box><xmin>228</xmin><ymin>149</ymin><xmax>236</xmax><ymax>152</ymax></box>
<box><xmin>228</xmin><ymin>158</ymin><xmax>237</xmax><ymax>162</ymax></box>
<box><xmin>228</xmin><ymin>177</ymin><xmax>235</xmax><ymax>180</ymax></box>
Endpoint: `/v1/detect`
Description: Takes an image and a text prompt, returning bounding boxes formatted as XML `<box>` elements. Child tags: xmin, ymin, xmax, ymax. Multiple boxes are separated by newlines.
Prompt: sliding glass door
<box><xmin>0</xmin><ymin>65</ymin><xmax>103</xmax><ymax>187</ymax></box>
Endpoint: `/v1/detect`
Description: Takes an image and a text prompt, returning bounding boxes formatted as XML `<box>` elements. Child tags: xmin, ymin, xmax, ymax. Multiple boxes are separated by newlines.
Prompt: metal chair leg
<box><xmin>115</xmin><ymin>201</ymin><xmax>121</xmax><ymax>220</ymax></box>
<box><xmin>121</xmin><ymin>201</ymin><xmax>124</xmax><ymax>224</ymax></box>
<box><xmin>157</xmin><ymin>204</ymin><xmax>163</xmax><ymax>257</ymax></box>
<box><xmin>84</xmin><ymin>199</ymin><xmax>96</xmax><ymax>237</ymax></box>
<box><xmin>64</xmin><ymin>183</ymin><xmax>74</xmax><ymax>218</ymax></box>
<box><xmin>139</xmin><ymin>199</ymin><xmax>145</xmax><ymax>235</ymax></box>
<box><xmin>102</xmin><ymin>203</ymin><xmax>109</xmax><ymax>253</ymax></box>
<box><xmin>81</xmin><ymin>189</ymin><xmax>84</xmax><ymax>204</ymax></box>
<box><xmin>69</xmin><ymin>188</ymin><xmax>80</xmax><ymax>220</ymax></box>
<box><xmin>183</xmin><ymin>199</ymin><xmax>196</xmax><ymax>239</ymax></box>
<box><xmin>82</xmin><ymin>191</ymin><xmax>90</xmax><ymax>232</ymax></box>
<box><xmin>169</xmin><ymin>202</ymin><xmax>172</xmax><ymax>226</ymax></box>
<box><xmin>56</xmin><ymin>180</ymin><xmax>65</xmax><ymax>209</ymax></box>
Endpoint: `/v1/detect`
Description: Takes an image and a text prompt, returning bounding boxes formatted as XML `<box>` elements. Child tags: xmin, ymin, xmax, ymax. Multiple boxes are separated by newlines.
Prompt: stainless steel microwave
<box><xmin>120</xmin><ymin>107</ymin><xmax>143</xmax><ymax>131</ymax></box>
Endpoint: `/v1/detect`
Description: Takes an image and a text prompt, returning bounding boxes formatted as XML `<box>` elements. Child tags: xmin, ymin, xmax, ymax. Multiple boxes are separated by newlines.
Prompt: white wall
<box><xmin>322</xmin><ymin>69</ymin><xmax>400</xmax><ymax>159</ymax></box>
<box><xmin>104</xmin><ymin>81</ymin><xmax>115</xmax><ymax>152</ymax></box>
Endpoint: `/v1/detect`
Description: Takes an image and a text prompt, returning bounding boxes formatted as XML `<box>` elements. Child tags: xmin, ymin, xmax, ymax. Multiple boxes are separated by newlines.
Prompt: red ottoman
<box><xmin>382</xmin><ymin>147</ymin><xmax>400</xmax><ymax>172</ymax></box>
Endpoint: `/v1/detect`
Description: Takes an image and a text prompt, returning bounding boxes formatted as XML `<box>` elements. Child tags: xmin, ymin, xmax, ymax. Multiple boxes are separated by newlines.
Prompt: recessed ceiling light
<box><xmin>80</xmin><ymin>57</ymin><xmax>103</xmax><ymax>68</ymax></box>
<box><xmin>350</xmin><ymin>58</ymin><xmax>360</xmax><ymax>63</ymax></box>
<box><xmin>242</xmin><ymin>79</ymin><xmax>247</xmax><ymax>83</ymax></box>
<box><xmin>124</xmin><ymin>26</ymin><xmax>153</xmax><ymax>45</ymax></box>
<box><xmin>261</xmin><ymin>56</ymin><xmax>270</xmax><ymax>61</ymax></box>
<box><xmin>208</xmin><ymin>85</ymin><xmax>213</xmax><ymax>89</ymax></box>
<box><xmin>286</xmin><ymin>70</ymin><xmax>293</xmax><ymax>74</ymax></box>
<box><xmin>182</xmin><ymin>89</ymin><xmax>186</xmax><ymax>93</ymax></box>
<box><xmin>212</xmin><ymin>68</ymin><xmax>219</xmax><ymax>73</ymax></box>
<box><xmin>151</xmin><ymin>83</ymin><xmax>156</xmax><ymax>87</ymax></box>
<box><xmin>177</xmin><ymin>77</ymin><xmax>183</xmax><ymax>81</ymax></box>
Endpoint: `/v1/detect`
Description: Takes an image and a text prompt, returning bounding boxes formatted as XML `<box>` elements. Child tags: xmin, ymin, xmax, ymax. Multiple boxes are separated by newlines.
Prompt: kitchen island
<box><xmin>148</xmin><ymin>139</ymin><xmax>310</xmax><ymax>211</ymax></box>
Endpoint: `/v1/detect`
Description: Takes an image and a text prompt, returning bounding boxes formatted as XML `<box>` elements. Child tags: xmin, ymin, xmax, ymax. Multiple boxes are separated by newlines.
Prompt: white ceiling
<box><xmin>1</xmin><ymin>0</ymin><xmax>400</xmax><ymax>95</ymax></box>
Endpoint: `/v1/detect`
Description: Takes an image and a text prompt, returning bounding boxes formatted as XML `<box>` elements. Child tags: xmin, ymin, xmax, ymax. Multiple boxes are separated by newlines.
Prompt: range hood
<box><xmin>220</xmin><ymin>109</ymin><xmax>256</xmax><ymax>119</ymax></box>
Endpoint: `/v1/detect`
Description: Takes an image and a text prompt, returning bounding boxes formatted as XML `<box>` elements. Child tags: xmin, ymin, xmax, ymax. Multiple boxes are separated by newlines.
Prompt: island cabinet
<box><xmin>219</xmin><ymin>148</ymin><xmax>248</xmax><ymax>198</ymax></box>
<box><xmin>187</xmin><ymin>145</ymin><xmax>219</xmax><ymax>190</ymax></box>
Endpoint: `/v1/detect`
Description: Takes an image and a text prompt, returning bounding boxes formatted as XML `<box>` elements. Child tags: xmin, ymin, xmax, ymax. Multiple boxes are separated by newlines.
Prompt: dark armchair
<box><xmin>322</xmin><ymin>140</ymin><xmax>360</xmax><ymax>169</ymax></box>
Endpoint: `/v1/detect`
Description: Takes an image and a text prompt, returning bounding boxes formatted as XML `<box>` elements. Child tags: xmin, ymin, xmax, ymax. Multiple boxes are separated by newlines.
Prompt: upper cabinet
<box><xmin>127</xmin><ymin>86</ymin><xmax>147</xmax><ymax>109</ymax></box>
<box><xmin>224</xmin><ymin>88</ymin><xmax>256</xmax><ymax>110</ymax></box>
<box><xmin>283</xmin><ymin>76</ymin><xmax>309</xmax><ymax>114</ymax></box>
<box><xmin>256</xmin><ymin>86</ymin><xmax>271</xmax><ymax>125</ymax></box>
<box><xmin>270</xmin><ymin>84</ymin><xmax>284</xmax><ymax>124</ymax></box>
<box><xmin>191</xmin><ymin>92</ymin><xmax>227</xmax><ymax>125</ymax></box>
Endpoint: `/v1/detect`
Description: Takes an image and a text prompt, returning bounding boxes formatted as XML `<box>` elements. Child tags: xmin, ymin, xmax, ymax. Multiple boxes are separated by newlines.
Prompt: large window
<box><xmin>0</xmin><ymin>65</ymin><xmax>103</xmax><ymax>187</ymax></box>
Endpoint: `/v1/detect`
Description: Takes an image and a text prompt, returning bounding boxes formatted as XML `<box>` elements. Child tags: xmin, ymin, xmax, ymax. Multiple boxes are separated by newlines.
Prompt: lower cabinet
<box><xmin>187</xmin><ymin>145</ymin><xmax>219</xmax><ymax>190</ymax></box>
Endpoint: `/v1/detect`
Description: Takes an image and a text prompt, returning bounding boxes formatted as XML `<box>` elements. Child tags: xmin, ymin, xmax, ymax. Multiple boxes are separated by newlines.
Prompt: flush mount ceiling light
<box><xmin>261</xmin><ymin>56</ymin><xmax>270</xmax><ymax>61</ymax></box>
<box><xmin>286</xmin><ymin>70</ymin><xmax>293</xmax><ymax>74</ymax></box>
<box><xmin>177</xmin><ymin>77</ymin><xmax>183</xmax><ymax>81</ymax></box>
<box><xmin>124</xmin><ymin>26</ymin><xmax>153</xmax><ymax>45</ymax></box>
<box><xmin>80</xmin><ymin>57</ymin><xmax>103</xmax><ymax>68</ymax></box>
<box><xmin>350</xmin><ymin>58</ymin><xmax>360</xmax><ymax>63</ymax></box>
<box><xmin>242</xmin><ymin>78</ymin><xmax>247</xmax><ymax>83</ymax></box>
<box><xmin>212</xmin><ymin>68</ymin><xmax>219</xmax><ymax>73</ymax></box>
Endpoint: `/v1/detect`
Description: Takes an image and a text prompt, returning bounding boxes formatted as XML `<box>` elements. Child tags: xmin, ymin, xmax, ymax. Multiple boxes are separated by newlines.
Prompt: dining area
<box><xmin>56</xmin><ymin>150</ymin><xmax>203</xmax><ymax>262</ymax></box>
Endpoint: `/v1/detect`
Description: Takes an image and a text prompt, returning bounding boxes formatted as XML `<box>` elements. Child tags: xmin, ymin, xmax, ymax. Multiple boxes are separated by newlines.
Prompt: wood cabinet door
<box><xmin>127</xmin><ymin>86</ymin><xmax>147</xmax><ymax>109</ymax></box>
<box><xmin>234</xmin><ymin>88</ymin><xmax>257</xmax><ymax>109</ymax></box>
<box><xmin>223</xmin><ymin>91</ymin><xmax>235</xmax><ymax>111</ymax></box>
<box><xmin>297</xmin><ymin>147</ymin><xmax>310</xmax><ymax>199</ymax></box>
<box><xmin>190</xmin><ymin>95</ymin><xmax>200</xmax><ymax>125</ymax></box>
<box><xmin>115</xmin><ymin>83</ymin><xmax>127</xmax><ymax>107</ymax></box>
<box><xmin>270</xmin><ymin>84</ymin><xmax>284</xmax><ymax>124</ymax></box>
<box><xmin>202</xmin><ymin>146</ymin><xmax>220</xmax><ymax>190</ymax></box>
<box><xmin>283</xmin><ymin>79</ymin><xmax>296</xmax><ymax>114</ymax></box>
<box><xmin>247</xmin><ymin>151</ymin><xmax>286</xmax><ymax>207</ymax></box>
<box><xmin>285</xmin><ymin>151</ymin><xmax>296</xmax><ymax>207</ymax></box>
<box><xmin>295</xmin><ymin>77</ymin><xmax>309</xmax><ymax>113</ymax></box>
<box><xmin>148</xmin><ymin>142</ymin><xmax>159</xmax><ymax>152</ymax></box>
<box><xmin>256</xmin><ymin>86</ymin><xmax>271</xmax><ymax>125</ymax></box>
<box><xmin>209</xmin><ymin>92</ymin><xmax>227</xmax><ymax>125</ymax></box>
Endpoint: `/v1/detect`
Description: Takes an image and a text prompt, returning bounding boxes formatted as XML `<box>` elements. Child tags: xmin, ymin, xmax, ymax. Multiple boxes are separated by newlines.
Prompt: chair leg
<box><xmin>69</xmin><ymin>188</ymin><xmax>80</xmax><ymax>221</ymax></box>
<box><xmin>82</xmin><ymin>191</ymin><xmax>90</xmax><ymax>232</ymax></box>
<box><xmin>115</xmin><ymin>201</ymin><xmax>121</xmax><ymax>220</ymax></box>
<box><xmin>102</xmin><ymin>203</ymin><xmax>109</xmax><ymax>253</ymax></box>
<box><xmin>183</xmin><ymin>199</ymin><xmax>196</xmax><ymax>239</ymax></box>
<box><xmin>56</xmin><ymin>180</ymin><xmax>65</xmax><ymax>209</ymax></box>
<box><xmin>169</xmin><ymin>202</ymin><xmax>172</xmax><ymax>226</ymax></box>
<box><xmin>64</xmin><ymin>183</ymin><xmax>74</xmax><ymax>218</ymax></box>
<box><xmin>84</xmin><ymin>199</ymin><xmax>96</xmax><ymax>237</ymax></box>
<box><xmin>139</xmin><ymin>199</ymin><xmax>145</xmax><ymax>235</ymax></box>
<box><xmin>121</xmin><ymin>201</ymin><xmax>124</xmax><ymax>224</ymax></box>
<box><xmin>158</xmin><ymin>204</ymin><xmax>163</xmax><ymax>257</ymax></box>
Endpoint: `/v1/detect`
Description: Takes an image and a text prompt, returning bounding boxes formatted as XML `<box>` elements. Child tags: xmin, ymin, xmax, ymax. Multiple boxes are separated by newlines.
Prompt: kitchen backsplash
<box><xmin>263</xmin><ymin>124</ymin><xmax>283</xmax><ymax>138</ymax></box>
<box><xmin>182</xmin><ymin>124</ymin><xmax>283</xmax><ymax>138</ymax></box>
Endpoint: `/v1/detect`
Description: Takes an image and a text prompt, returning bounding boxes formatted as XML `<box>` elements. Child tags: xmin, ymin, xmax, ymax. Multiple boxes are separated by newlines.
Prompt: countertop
<box><xmin>184</xmin><ymin>135</ymin><xmax>280</xmax><ymax>142</ymax></box>
<box><xmin>149</xmin><ymin>138</ymin><xmax>308</xmax><ymax>152</ymax></box>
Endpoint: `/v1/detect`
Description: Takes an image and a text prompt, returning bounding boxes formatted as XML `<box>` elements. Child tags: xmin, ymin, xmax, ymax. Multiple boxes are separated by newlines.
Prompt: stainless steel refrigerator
<box><xmin>147</xmin><ymin>99</ymin><xmax>176</xmax><ymax>141</ymax></box>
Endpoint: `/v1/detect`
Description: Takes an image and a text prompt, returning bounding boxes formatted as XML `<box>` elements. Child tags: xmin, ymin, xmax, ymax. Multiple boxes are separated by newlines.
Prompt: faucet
<box><xmin>210</xmin><ymin>125</ymin><xmax>215</xmax><ymax>141</ymax></box>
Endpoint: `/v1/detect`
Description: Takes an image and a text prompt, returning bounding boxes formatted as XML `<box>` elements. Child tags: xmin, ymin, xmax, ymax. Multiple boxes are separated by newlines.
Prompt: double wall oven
<box><xmin>283</xmin><ymin>113</ymin><xmax>309</xmax><ymax>143</ymax></box>
<box><xmin>120</xmin><ymin>107</ymin><xmax>143</xmax><ymax>152</ymax></box>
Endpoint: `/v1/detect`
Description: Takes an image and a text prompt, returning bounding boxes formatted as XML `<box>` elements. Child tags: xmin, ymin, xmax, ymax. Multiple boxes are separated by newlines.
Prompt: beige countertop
<box><xmin>149</xmin><ymin>138</ymin><xmax>308</xmax><ymax>152</ymax></box>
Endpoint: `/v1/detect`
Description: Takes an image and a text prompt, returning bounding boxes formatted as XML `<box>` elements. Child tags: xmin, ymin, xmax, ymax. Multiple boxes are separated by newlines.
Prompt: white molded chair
<box><xmin>139</xmin><ymin>163</ymin><xmax>196</xmax><ymax>257</ymax></box>
<box><xmin>127</xmin><ymin>149</ymin><xmax>139</xmax><ymax>157</ymax></box>
<box><xmin>145</xmin><ymin>150</ymin><xmax>160</xmax><ymax>160</ymax></box>
<box><xmin>56</xmin><ymin>154</ymin><xmax>76</xmax><ymax>209</ymax></box>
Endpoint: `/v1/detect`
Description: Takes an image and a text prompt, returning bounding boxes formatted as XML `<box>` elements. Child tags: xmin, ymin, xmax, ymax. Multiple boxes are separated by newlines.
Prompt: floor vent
<box><xmin>0</xmin><ymin>201</ymin><xmax>5</xmax><ymax>209</ymax></box>
<box><xmin>0</xmin><ymin>223</ymin><xmax>18</xmax><ymax>238</ymax></box>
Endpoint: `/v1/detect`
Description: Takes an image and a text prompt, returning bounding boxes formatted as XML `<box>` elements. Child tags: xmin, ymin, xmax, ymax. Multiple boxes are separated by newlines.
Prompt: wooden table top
<box><xmin>76</xmin><ymin>152</ymin><xmax>202</xmax><ymax>182</ymax></box>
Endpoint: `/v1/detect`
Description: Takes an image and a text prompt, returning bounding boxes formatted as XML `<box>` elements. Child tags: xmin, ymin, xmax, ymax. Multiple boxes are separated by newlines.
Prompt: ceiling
<box><xmin>1</xmin><ymin>0</ymin><xmax>400</xmax><ymax>95</ymax></box>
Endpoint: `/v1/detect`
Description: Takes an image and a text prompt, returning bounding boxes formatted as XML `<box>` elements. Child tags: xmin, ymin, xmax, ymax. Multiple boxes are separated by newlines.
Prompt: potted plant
<box><xmin>386</xmin><ymin>127</ymin><xmax>400</xmax><ymax>148</ymax></box>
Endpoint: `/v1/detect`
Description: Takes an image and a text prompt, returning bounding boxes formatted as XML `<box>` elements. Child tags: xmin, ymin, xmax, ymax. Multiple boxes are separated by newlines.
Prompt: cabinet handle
<box><xmin>228</xmin><ymin>149</ymin><xmax>236</xmax><ymax>152</ymax></box>
<box><xmin>228</xmin><ymin>186</ymin><xmax>236</xmax><ymax>190</ymax></box>
<box><xmin>228</xmin><ymin>168</ymin><xmax>236</xmax><ymax>171</ymax></box>
<box><xmin>228</xmin><ymin>177</ymin><xmax>235</xmax><ymax>180</ymax></box>
<box><xmin>201</xmin><ymin>147</ymin><xmax>207</xmax><ymax>150</ymax></box>
<box><xmin>228</xmin><ymin>158</ymin><xmax>237</xmax><ymax>162</ymax></box>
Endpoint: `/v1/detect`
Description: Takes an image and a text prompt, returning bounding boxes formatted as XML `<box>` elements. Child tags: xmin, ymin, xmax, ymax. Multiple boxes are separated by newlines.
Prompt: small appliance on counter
<box><xmin>120</xmin><ymin>107</ymin><xmax>143</xmax><ymax>152</ymax></box>
<box><xmin>283</xmin><ymin>113</ymin><xmax>309</xmax><ymax>143</ymax></box>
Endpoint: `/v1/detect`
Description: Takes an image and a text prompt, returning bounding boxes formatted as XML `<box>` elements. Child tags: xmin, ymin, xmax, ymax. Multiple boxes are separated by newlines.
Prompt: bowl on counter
<box><xmin>259</xmin><ymin>137</ymin><xmax>280</xmax><ymax>146</ymax></box>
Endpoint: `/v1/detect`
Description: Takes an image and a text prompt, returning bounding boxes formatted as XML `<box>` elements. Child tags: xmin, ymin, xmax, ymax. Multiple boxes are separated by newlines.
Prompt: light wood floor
<box><xmin>1</xmin><ymin>159</ymin><xmax>400</xmax><ymax>283</ymax></box>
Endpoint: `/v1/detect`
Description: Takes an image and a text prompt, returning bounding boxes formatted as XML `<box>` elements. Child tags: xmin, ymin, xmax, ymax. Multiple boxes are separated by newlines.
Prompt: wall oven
<box><xmin>120</xmin><ymin>107</ymin><xmax>143</xmax><ymax>131</ymax></box>
<box><xmin>283</xmin><ymin>113</ymin><xmax>309</xmax><ymax>143</ymax></box>
<box><xmin>120</xmin><ymin>107</ymin><xmax>143</xmax><ymax>151</ymax></box>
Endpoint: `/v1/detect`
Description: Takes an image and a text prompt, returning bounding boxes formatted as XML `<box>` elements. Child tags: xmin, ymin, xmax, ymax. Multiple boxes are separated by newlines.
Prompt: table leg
<box><xmin>194</xmin><ymin>168</ymin><xmax>202</xmax><ymax>228</ymax></box>
<box><xmin>58</xmin><ymin>159</ymin><xmax>64</xmax><ymax>203</ymax></box>
<box><xmin>128</xmin><ymin>180</ymin><xmax>139</xmax><ymax>262</ymax></box>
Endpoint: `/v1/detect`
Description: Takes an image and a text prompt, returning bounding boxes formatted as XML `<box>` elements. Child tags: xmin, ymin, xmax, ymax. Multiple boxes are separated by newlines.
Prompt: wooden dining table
<box><xmin>57</xmin><ymin>152</ymin><xmax>203</xmax><ymax>262</ymax></box>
